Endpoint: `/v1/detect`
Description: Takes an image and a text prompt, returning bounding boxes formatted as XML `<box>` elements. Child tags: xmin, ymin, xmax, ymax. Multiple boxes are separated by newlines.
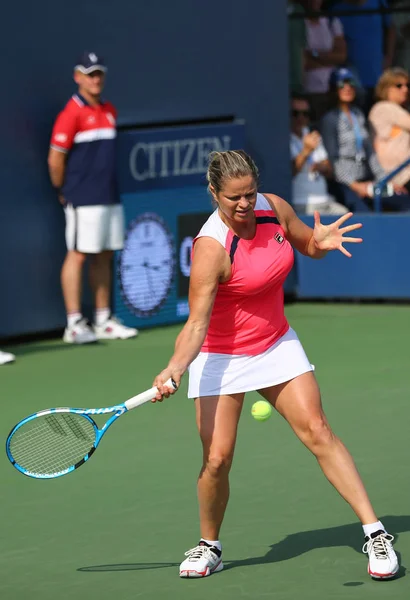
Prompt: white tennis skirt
<box><xmin>188</xmin><ymin>327</ymin><xmax>314</xmax><ymax>398</ymax></box>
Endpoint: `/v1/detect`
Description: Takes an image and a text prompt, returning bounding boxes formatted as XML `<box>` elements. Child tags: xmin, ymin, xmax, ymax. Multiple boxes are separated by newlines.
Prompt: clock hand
<box><xmin>144</xmin><ymin>263</ymin><xmax>157</xmax><ymax>299</ymax></box>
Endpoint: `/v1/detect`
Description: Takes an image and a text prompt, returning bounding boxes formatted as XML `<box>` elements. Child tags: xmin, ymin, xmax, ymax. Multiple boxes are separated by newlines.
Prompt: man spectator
<box><xmin>48</xmin><ymin>52</ymin><xmax>138</xmax><ymax>344</ymax></box>
<box><xmin>304</xmin><ymin>0</ymin><xmax>347</xmax><ymax>122</ymax></box>
<box><xmin>330</xmin><ymin>0</ymin><xmax>396</xmax><ymax>113</ymax></box>
<box><xmin>290</xmin><ymin>93</ymin><xmax>349</xmax><ymax>213</ymax></box>
<box><xmin>288</xmin><ymin>1</ymin><xmax>308</xmax><ymax>94</ymax></box>
<box><xmin>393</xmin><ymin>0</ymin><xmax>410</xmax><ymax>77</ymax></box>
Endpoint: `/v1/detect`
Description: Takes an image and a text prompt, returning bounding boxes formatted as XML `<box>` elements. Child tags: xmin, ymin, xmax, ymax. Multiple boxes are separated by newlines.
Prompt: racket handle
<box><xmin>124</xmin><ymin>378</ymin><xmax>177</xmax><ymax>411</ymax></box>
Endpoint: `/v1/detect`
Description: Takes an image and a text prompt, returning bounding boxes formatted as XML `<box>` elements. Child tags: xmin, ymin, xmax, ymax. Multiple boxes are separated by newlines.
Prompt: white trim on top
<box><xmin>74</xmin><ymin>128</ymin><xmax>116</xmax><ymax>144</ymax></box>
<box><xmin>72</xmin><ymin>94</ymin><xmax>84</xmax><ymax>107</ymax></box>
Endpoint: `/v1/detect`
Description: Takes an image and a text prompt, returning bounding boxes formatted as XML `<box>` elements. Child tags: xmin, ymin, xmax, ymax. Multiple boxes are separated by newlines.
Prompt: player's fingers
<box><xmin>334</xmin><ymin>212</ymin><xmax>353</xmax><ymax>227</ymax></box>
<box><xmin>339</xmin><ymin>244</ymin><xmax>352</xmax><ymax>258</ymax></box>
<box><xmin>340</xmin><ymin>223</ymin><xmax>363</xmax><ymax>234</ymax></box>
<box><xmin>342</xmin><ymin>237</ymin><xmax>363</xmax><ymax>244</ymax></box>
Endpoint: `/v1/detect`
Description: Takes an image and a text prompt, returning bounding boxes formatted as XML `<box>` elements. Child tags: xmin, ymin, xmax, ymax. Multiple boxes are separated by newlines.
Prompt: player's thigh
<box><xmin>107</xmin><ymin>204</ymin><xmax>125</xmax><ymax>250</ymax></box>
<box><xmin>75</xmin><ymin>205</ymin><xmax>110</xmax><ymax>253</ymax></box>
<box><xmin>259</xmin><ymin>372</ymin><xmax>327</xmax><ymax>433</ymax></box>
<box><xmin>195</xmin><ymin>393</ymin><xmax>245</xmax><ymax>457</ymax></box>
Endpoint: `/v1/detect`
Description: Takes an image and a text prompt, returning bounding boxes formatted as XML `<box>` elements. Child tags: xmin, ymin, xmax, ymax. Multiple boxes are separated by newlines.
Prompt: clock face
<box><xmin>119</xmin><ymin>212</ymin><xmax>175</xmax><ymax>317</ymax></box>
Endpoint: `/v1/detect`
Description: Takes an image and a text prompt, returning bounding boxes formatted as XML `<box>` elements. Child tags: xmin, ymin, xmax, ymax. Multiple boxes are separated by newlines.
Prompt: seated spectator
<box><xmin>393</xmin><ymin>0</ymin><xmax>410</xmax><ymax>75</ymax></box>
<box><xmin>0</xmin><ymin>350</ymin><xmax>15</xmax><ymax>365</ymax></box>
<box><xmin>304</xmin><ymin>0</ymin><xmax>347</xmax><ymax>122</ymax></box>
<box><xmin>330</xmin><ymin>0</ymin><xmax>396</xmax><ymax>115</ymax></box>
<box><xmin>290</xmin><ymin>93</ymin><xmax>349</xmax><ymax>214</ymax></box>
<box><xmin>321</xmin><ymin>67</ymin><xmax>409</xmax><ymax>211</ymax></box>
<box><xmin>369</xmin><ymin>68</ymin><xmax>410</xmax><ymax>187</ymax></box>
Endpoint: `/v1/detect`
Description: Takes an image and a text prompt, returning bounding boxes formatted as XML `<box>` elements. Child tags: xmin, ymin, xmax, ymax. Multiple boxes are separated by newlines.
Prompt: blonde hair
<box><xmin>206</xmin><ymin>150</ymin><xmax>259</xmax><ymax>195</ymax></box>
<box><xmin>375</xmin><ymin>67</ymin><xmax>409</xmax><ymax>101</ymax></box>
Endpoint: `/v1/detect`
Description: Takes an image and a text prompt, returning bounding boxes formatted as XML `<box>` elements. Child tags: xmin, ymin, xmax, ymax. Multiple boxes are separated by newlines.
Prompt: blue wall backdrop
<box><xmin>0</xmin><ymin>0</ymin><xmax>291</xmax><ymax>338</ymax></box>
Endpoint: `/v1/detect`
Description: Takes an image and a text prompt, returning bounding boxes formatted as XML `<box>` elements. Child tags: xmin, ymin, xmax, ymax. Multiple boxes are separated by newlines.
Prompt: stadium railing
<box><xmin>373</xmin><ymin>157</ymin><xmax>410</xmax><ymax>212</ymax></box>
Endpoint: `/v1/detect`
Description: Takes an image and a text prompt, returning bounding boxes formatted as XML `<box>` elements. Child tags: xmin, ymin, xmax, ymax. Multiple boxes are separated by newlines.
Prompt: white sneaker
<box><xmin>93</xmin><ymin>316</ymin><xmax>138</xmax><ymax>340</ymax></box>
<box><xmin>363</xmin><ymin>529</ymin><xmax>399</xmax><ymax>580</ymax></box>
<box><xmin>179</xmin><ymin>541</ymin><xmax>223</xmax><ymax>578</ymax></box>
<box><xmin>0</xmin><ymin>350</ymin><xmax>16</xmax><ymax>365</ymax></box>
<box><xmin>63</xmin><ymin>318</ymin><xmax>97</xmax><ymax>344</ymax></box>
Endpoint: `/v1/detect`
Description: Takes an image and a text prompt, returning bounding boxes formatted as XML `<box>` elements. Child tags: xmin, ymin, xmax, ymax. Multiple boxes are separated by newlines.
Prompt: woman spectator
<box><xmin>369</xmin><ymin>67</ymin><xmax>410</xmax><ymax>187</ymax></box>
<box><xmin>304</xmin><ymin>0</ymin><xmax>347</xmax><ymax>122</ymax></box>
<box><xmin>320</xmin><ymin>67</ymin><xmax>406</xmax><ymax>211</ymax></box>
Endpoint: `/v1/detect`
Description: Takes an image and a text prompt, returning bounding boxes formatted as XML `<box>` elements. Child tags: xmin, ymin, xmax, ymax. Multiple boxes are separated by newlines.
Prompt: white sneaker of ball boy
<box><xmin>179</xmin><ymin>526</ymin><xmax>399</xmax><ymax>580</ymax></box>
<box><xmin>63</xmin><ymin>315</ymin><xmax>138</xmax><ymax>344</ymax></box>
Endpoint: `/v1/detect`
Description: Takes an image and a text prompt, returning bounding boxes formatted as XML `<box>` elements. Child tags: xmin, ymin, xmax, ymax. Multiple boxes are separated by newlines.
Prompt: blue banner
<box><xmin>117</xmin><ymin>121</ymin><xmax>246</xmax><ymax>192</ymax></box>
<box><xmin>114</xmin><ymin>122</ymin><xmax>246</xmax><ymax>328</ymax></box>
<box><xmin>296</xmin><ymin>215</ymin><xmax>410</xmax><ymax>298</ymax></box>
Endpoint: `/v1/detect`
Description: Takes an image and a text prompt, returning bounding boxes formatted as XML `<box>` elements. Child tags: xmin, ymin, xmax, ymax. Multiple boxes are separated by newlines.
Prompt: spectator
<box><xmin>304</xmin><ymin>0</ymin><xmax>347</xmax><ymax>121</ymax></box>
<box><xmin>369</xmin><ymin>67</ymin><xmax>410</xmax><ymax>186</ymax></box>
<box><xmin>320</xmin><ymin>68</ymin><xmax>385</xmax><ymax>211</ymax></box>
<box><xmin>290</xmin><ymin>93</ymin><xmax>349</xmax><ymax>213</ymax></box>
<box><xmin>393</xmin><ymin>0</ymin><xmax>410</xmax><ymax>74</ymax></box>
<box><xmin>48</xmin><ymin>52</ymin><xmax>138</xmax><ymax>344</ymax></box>
<box><xmin>330</xmin><ymin>0</ymin><xmax>396</xmax><ymax>113</ymax></box>
<box><xmin>288</xmin><ymin>1</ymin><xmax>308</xmax><ymax>94</ymax></box>
<box><xmin>0</xmin><ymin>350</ymin><xmax>15</xmax><ymax>365</ymax></box>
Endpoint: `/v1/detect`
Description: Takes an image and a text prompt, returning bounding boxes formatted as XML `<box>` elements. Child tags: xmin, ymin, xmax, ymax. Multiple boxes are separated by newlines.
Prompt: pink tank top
<box><xmin>194</xmin><ymin>194</ymin><xmax>294</xmax><ymax>356</ymax></box>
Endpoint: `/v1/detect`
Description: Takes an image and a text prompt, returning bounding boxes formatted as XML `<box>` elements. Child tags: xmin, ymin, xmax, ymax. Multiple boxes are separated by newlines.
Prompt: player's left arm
<box><xmin>264</xmin><ymin>193</ymin><xmax>327</xmax><ymax>259</ymax></box>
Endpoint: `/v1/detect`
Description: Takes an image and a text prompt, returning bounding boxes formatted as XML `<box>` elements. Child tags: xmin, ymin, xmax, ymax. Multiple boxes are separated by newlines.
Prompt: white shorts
<box><xmin>65</xmin><ymin>204</ymin><xmax>125</xmax><ymax>253</ymax></box>
<box><xmin>188</xmin><ymin>327</ymin><xmax>314</xmax><ymax>398</ymax></box>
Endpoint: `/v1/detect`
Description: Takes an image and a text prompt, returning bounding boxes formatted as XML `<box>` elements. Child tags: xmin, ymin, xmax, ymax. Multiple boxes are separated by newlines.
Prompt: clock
<box><xmin>118</xmin><ymin>212</ymin><xmax>175</xmax><ymax>317</ymax></box>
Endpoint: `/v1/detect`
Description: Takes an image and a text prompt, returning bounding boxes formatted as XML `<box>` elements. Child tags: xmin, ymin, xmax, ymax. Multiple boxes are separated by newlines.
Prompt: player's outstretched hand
<box><xmin>152</xmin><ymin>368</ymin><xmax>181</xmax><ymax>402</ymax></box>
<box><xmin>313</xmin><ymin>211</ymin><xmax>363</xmax><ymax>258</ymax></box>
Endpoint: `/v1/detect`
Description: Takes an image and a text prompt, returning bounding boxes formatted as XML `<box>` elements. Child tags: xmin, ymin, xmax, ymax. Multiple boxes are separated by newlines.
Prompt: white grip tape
<box><xmin>124</xmin><ymin>377</ymin><xmax>176</xmax><ymax>410</ymax></box>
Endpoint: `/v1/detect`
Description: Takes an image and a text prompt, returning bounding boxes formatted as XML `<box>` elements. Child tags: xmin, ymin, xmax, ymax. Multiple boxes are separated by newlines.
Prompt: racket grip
<box><xmin>124</xmin><ymin>378</ymin><xmax>177</xmax><ymax>411</ymax></box>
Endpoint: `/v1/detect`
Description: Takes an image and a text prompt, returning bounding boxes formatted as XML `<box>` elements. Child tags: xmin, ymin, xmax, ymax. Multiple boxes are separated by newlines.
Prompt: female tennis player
<box><xmin>153</xmin><ymin>150</ymin><xmax>398</xmax><ymax>580</ymax></box>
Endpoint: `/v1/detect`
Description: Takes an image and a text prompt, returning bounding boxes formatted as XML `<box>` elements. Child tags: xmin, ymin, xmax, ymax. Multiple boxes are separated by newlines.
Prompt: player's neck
<box><xmin>78</xmin><ymin>88</ymin><xmax>101</xmax><ymax>107</ymax></box>
<box><xmin>219</xmin><ymin>211</ymin><xmax>256</xmax><ymax>240</ymax></box>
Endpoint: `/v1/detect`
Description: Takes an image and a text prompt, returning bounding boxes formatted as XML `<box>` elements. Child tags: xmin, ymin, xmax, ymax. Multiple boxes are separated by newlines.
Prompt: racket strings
<box><xmin>9</xmin><ymin>413</ymin><xmax>96</xmax><ymax>475</ymax></box>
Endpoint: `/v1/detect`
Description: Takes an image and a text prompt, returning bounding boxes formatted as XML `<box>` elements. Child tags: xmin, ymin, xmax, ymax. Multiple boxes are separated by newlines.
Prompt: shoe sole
<box><xmin>368</xmin><ymin>565</ymin><xmax>399</xmax><ymax>580</ymax></box>
<box><xmin>94</xmin><ymin>333</ymin><xmax>138</xmax><ymax>340</ymax></box>
<box><xmin>63</xmin><ymin>334</ymin><xmax>98</xmax><ymax>345</ymax></box>
<box><xmin>180</xmin><ymin>561</ymin><xmax>223</xmax><ymax>578</ymax></box>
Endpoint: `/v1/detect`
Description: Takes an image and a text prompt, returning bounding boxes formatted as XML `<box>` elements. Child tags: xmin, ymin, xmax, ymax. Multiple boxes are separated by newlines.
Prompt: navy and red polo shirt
<box><xmin>50</xmin><ymin>93</ymin><xmax>119</xmax><ymax>207</ymax></box>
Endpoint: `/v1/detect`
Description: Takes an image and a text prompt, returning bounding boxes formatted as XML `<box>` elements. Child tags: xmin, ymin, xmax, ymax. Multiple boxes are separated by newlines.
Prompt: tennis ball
<box><xmin>251</xmin><ymin>400</ymin><xmax>272</xmax><ymax>422</ymax></box>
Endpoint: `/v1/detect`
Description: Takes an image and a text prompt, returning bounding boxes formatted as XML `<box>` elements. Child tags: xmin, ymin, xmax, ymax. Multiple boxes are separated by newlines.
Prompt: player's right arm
<box><xmin>153</xmin><ymin>237</ymin><xmax>229</xmax><ymax>396</ymax></box>
<box><xmin>47</xmin><ymin>105</ymin><xmax>77</xmax><ymax>200</ymax></box>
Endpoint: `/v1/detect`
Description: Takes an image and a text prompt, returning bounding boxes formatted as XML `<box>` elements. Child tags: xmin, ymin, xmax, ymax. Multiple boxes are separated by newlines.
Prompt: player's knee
<box><xmin>66</xmin><ymin>250</ymin><xmax>87</xmax><ymax>265</ymax></box>
<box><xmin>302</xmin><ymin>417</ymin><xmax>335</xmax><ymax>454</ymax></box>
<box><xmin>203</xmin><ymin>453</ymin><xmax>233</xmax><ymax>477</ymax></box>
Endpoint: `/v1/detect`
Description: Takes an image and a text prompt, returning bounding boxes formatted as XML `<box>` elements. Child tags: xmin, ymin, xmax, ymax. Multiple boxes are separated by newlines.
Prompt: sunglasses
<box><xmin>395</xmin><ymin>82</ymin><xmax>408</xmax><ymax>89</ymax></box>
<box><xmin>291</xmin><ymin>109</ymin><xmax>310</xmax><ymax>118</ymax></box>
<box><xmin>337</xmin><ymin>79</ymin><xmax>356</xmax><ymax>88</ymax></box>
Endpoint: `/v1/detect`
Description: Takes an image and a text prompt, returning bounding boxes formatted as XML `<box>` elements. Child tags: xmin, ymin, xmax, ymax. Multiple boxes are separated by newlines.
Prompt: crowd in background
<box><xmin>288</xmin><ymin>0</ymin><xmax>410</xmax><ymax>214</ymax></box>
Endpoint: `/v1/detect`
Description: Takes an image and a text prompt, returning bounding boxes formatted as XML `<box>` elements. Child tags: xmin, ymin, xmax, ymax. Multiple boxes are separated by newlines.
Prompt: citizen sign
<box><xmin>129</xmin><ymin>136</ymin><xmax>231</xmax><ymax>181</ymax></box>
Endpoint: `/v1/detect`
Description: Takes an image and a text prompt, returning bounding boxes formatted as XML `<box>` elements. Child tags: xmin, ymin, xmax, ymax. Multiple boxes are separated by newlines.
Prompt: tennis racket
<box><xmin>6</xmin><ymin>377</ymin><xmax>176</xmax><ymax>480</ymax></box>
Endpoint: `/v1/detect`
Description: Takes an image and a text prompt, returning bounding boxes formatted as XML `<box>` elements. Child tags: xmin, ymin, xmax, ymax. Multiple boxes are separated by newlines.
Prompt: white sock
<box><xmin>94</xmin><ymin>308</ymin><xmax>110</xmax><ymax>326</ymax></box>
<box><xmin>200</xmin><ymin>538</ymin><xmax>222</xmax><ymax>551</ymax></box>
<box><xmin>363</xmin><ymin>521</ymin><xmax>385</xmax><ymax>537</ymax></box>
<box><xmin>67</xmin><ymin>312</ymin><xmax>82</xmax><ymax>328</ymax></box>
